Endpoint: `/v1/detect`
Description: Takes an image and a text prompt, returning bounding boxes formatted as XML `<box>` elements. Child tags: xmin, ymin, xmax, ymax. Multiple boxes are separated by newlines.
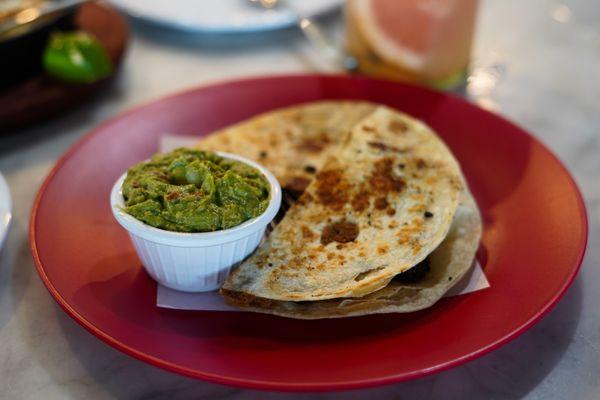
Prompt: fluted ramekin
<box><xmin>110</xmin><ymin>152</ymin><xmax>281</xmax><ymax>292</ymax></box>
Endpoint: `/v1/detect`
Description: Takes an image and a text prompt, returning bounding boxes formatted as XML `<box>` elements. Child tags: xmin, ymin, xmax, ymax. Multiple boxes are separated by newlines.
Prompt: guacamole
<box><xmin>122</xmin><ymin>148</ymin><xmax>270</xmax><ymax>232</ymax></box>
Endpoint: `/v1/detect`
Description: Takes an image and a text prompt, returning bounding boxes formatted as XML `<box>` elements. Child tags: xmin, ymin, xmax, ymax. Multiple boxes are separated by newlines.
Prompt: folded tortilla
<box><xmin>221</xmin><ymin>107</ymin><xmax>464</xmax><ymax>301</ymax></box>
<box><xmin>221</xmin><ymin>188</ymin><xmax>481</xmax><ymax>319</ymax></box>
<box><xmin>195</xmin><ymin>101</ymin><xmax>481</xmax><ymax>318</ymax></box>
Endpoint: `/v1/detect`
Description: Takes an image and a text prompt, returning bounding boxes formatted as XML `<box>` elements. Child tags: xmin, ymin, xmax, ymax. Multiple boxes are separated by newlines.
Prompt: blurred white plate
<box><xmin>109</xmin><ymin>0</ymin><xmax>342</xmax><ymax>33</ymax></box>
<box><xmin>0</xmin><ymin>172</ymin><xmax>11</xmax><ymax>251</ymax></box>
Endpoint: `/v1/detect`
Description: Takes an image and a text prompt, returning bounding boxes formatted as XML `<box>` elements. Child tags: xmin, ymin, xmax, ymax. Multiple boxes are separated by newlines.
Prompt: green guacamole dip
<box><xmin>122</xmin><ymin>148</ymin><xmax>270</xmax><ymax>232</ymax></box>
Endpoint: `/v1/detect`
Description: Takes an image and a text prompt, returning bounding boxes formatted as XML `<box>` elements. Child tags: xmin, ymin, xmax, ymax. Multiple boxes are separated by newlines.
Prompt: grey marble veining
<box><xmin>1</xmin><ymin>0</ymin><xmax>599</xmax><ymax>399</ymax></box>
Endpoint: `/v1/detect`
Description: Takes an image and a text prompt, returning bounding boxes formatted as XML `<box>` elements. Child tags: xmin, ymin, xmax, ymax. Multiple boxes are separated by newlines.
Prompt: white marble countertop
<box><xmin>1</xmin><ymin>0</ymin><xmax>599</xmax><ymax>398</ymax></box>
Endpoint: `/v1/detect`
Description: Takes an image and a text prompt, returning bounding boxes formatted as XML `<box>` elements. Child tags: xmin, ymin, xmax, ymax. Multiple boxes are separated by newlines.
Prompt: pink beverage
<box><xmin>345</xmin><ymin>0</ymin><xmax>479</xmax><ymax>89</ymax></box>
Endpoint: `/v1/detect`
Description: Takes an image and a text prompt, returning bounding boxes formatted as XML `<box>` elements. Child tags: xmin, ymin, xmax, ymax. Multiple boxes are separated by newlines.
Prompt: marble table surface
<box><xmin>1</xmin><ymin>0</ymin><xmax>599</xmax><ymax>398</ymax></box>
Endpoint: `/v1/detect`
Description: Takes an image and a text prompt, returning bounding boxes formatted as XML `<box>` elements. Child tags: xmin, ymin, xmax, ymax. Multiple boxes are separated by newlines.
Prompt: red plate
<box><xmin>30</xmin><ymin>75</ymin><xmax>588</xmax><ymax>391</ymax></box>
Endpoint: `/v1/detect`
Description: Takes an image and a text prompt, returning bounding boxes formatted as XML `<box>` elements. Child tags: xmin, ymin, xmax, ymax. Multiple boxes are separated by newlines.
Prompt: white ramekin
<box><xmin>110</xmin><ymin>152</ymin><xmax>281</xmax><ymax>292</ymax></box>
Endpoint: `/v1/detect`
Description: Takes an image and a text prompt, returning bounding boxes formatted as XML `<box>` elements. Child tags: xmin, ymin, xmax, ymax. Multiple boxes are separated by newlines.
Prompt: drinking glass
<box><xmin>345</xmin><ymin>0</ymin><xmax>479</xmax><ymax>89</ymax></box>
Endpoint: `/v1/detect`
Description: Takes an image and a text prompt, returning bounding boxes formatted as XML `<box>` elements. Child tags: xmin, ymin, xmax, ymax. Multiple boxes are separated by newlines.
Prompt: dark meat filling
<box><xmin>393</xmin><ymin>258</ymin><xmax>431</xmax><ymax>283</ymax></box>
<box><xmin>284</xmin><ymin>177</ymin><xmax>311</xmax><ymax>199</ymax></box>
<box><xmin>270</xmin><ymin>177</ymin><xmax>311</xmax><ymax>227</ymax></box>
<box><xmin>271</xmin><ymin>190</ymin><xmax>294</xmax><ymax>227</ymax></box>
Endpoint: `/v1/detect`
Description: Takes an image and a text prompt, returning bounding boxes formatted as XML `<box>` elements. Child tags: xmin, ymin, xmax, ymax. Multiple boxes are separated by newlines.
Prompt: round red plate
<box><xmin>30</xmin><ymin>75</ymin><xmax>588</xmax><ymax>391</ymax></box>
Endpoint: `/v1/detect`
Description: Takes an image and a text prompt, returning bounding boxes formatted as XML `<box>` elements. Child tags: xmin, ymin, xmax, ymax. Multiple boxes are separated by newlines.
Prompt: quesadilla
<box><xmin>222</xmin><ymin>188</ymin><xmax>481</xmax><ymax>319</ymax></box>
<box><xmin>221</xmin><ymin>106</ymin><xmax>464</xmax><ymax>301</ymax></box>
<box><xmin>195</xmin><ymin>101</ymin><xmax>481</xmax><ymax>318</ymax></box>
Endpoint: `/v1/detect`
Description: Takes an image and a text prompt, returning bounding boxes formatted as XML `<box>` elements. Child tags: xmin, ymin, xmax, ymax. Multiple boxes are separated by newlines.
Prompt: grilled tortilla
<box><xmin>222</xmin><ymin>107</ymin><xmax>464</xmax><ymax>301</ymax></box>
<box><xmin>221</xmin><ymin>188</ymin><xmax>481</xmax><ymax>319</ymax></box>
<box><xmin>196</xmin><ymin>101</ymin><xmax>377</xmax><ymax>191</ymax></box>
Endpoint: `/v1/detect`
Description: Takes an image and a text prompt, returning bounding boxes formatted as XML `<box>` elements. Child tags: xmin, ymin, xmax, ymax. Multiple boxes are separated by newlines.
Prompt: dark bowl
<box><xmin>0</xmin><ymin>2</ymin><xmax>128</xmax><ymax>132</ymax></box>
<box><xmin>0</xmin><ymin>9</ymin><xmax>76</xmax><ymax>90</ymax></box>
